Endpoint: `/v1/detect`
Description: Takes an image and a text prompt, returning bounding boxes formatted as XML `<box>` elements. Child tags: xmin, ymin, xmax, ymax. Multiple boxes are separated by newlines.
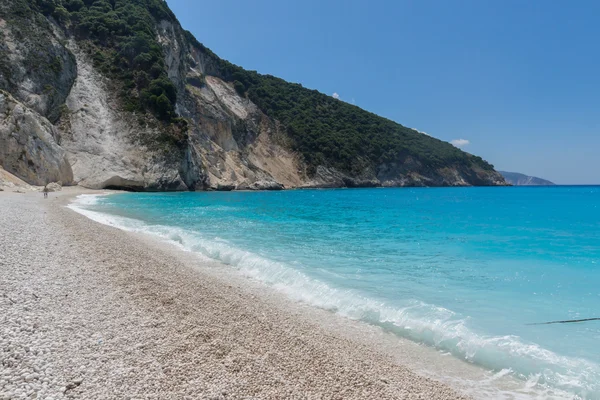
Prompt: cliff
<box><xmin>0</xmin><ymin>0</ymin><xmax>506</xmax><ymax>190</ymax></box>
<box><xmin>499</xmin><ymin>171</ymin><xmax>555</xmax><ymax>186</ymax></box>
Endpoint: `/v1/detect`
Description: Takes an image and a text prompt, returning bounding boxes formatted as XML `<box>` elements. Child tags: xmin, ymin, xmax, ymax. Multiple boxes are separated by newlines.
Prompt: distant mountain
<box><xmin>499</xmin><ymin>171</ymin><xmax>555</xmax><ymax>186</ymax></box>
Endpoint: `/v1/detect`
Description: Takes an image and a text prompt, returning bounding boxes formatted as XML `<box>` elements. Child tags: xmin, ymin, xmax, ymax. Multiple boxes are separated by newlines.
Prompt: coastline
<box><xmin>1</xmin><ymin>188</ymin><xmax>550</xmax><ymax>399</ymax></box>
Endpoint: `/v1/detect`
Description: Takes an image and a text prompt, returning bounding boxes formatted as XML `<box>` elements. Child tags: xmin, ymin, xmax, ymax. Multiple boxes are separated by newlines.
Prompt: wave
<box><xmin>68</xmin><ymin>194</ymin><xmax>599</xmax><ymax>399</ymax></box>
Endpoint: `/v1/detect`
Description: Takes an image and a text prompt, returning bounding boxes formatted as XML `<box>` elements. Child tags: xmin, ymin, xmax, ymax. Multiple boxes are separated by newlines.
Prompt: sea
<box><xmin>69</xmin><ymin>186</ymin><xmax>600</xmax><ymax>399</ymax></box>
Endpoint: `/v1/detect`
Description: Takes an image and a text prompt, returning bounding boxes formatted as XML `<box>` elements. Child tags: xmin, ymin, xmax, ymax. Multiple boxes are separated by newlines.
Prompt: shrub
<box><xmin>233</xmin><ymin>80</ymin><xmax>245</xmax><ymax>96</ymax></box>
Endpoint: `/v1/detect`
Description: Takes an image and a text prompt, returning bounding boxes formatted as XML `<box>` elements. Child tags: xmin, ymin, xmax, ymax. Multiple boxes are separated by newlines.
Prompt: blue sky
<box><xmin>167</xmin><ymin>0</ymin><xmax>599</xmax><ymax>184</ymax></box>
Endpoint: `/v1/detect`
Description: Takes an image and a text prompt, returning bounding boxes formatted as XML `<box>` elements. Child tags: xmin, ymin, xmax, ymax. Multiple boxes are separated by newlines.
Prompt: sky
<box><xmin>167</xmin><ymin>0</ymin><xmax>600</xmax><ymax>184</ymax></box>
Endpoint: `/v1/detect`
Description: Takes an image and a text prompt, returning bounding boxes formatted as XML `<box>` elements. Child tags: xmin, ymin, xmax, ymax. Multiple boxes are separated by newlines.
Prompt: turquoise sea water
<box><xmin>70</xmin><ymin>187</ymin><xmax>600</xmax><ymax>398</ymax></box>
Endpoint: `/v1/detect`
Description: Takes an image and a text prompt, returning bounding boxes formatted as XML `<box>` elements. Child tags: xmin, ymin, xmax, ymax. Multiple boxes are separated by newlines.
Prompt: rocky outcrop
<box><xmin>46</xmin><ymin>181</ymin><xmax>62</xmax><ymax>192</ymax></box>
<box><xmin>159</xmin><ymin>22</ymin><xmax>303</xmax><ymax>191</ymax></box>
<box><xmin>0</xmin><ymin>165</ymin><xmax>35</xmax><ymax>191</ymax></box>
<box><xmin>298</xmin><ymin>156</ymin><xmax>507</xmax><ymax>188</ymax></box>
<box><xmin>0</xmin><ymin>91</ymin><xmax>73</xmax><ymax>186</ymax></box>
<box><xmin>181</xmin><ymin>75</ymin><xmax>303</xmax><ymax>190</ymax></box>
<box><xmin>0</xmin><ymin>6</ymin><xmax>76</xmax><ymax>123</ymax></box>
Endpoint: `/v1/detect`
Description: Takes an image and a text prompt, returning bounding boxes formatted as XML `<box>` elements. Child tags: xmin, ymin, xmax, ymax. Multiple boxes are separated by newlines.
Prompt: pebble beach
<box><xmin>0</xmin><ymin>188</ymin><xmax>468</xmax><ymax>399</ymax></box>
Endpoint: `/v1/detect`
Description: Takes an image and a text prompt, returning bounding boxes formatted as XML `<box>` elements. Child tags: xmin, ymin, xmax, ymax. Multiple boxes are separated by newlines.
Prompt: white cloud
<box><xmin>450</xmin><ymin>138</ymin><xmax>470</xmax><ymax>148</ymax></box>
<box><xmin>332</xmin><ymin>92</ymin><xmax>340</xmax><ymax>99</ymax></box>
<box><xmin>412</xmin><ymin>128</ymin><xmax>430</xmax><ymax>136</ymax></box>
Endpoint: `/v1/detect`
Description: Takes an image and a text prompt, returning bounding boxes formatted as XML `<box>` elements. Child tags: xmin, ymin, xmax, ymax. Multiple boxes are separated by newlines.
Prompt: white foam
<box><xmin>68</xmin><ymin>195</ymin><xmax>143</xmax><ymax>231</ymax></box>
<box><xmin>71</xmin><ymin>193</ymin><xmax>104</xmax><ymax>206</ymax></box>
<box><xmin>68</xmin><ymin>195</ymin><xmax>598</xmax><ymax>399</ymax></box>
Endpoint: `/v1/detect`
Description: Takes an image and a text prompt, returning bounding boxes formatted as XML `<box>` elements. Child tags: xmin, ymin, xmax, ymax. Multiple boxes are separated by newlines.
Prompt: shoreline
<box><xmin>1</xmin><ymin>188</ymin><xmax>548</xmax><ymax>399</ymax></box>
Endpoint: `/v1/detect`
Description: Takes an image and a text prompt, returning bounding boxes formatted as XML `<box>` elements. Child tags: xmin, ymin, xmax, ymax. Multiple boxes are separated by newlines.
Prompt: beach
<box><xmin>0</xmin><ymin>188</ymin><xmax>469</xmax><ymax>400</ymax></box>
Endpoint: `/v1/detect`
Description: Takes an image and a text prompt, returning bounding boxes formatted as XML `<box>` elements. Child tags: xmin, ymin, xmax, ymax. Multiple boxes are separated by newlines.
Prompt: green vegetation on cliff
<box><xmin>248</xmin><ymin>76</ymin><xmax>492</xmax><ymax>174</ymax></box>
<box><xmin>0</xmin><ymin>0</ymin><xmax>76</xmax><ymax>122</ymax></box>
<box><xmin>32</xmin><ymin>0</ymin><xmax>181</xmax><ymax>126</ymax></box>
<box><xmin>185</xmin><ymin>34</ymin><xmax>495</xmax><ymax>175</ymax></box>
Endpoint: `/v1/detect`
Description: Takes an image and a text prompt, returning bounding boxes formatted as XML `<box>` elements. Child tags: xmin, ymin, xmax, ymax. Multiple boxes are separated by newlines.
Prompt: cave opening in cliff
<box><xmin>103</xmin><ymin>185</ymin><xmax>142</xmax><ymax>192</ymax></box>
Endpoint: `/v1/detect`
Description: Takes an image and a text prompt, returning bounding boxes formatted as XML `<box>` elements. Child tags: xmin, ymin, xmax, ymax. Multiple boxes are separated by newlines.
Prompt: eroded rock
<box><xmin>46</xmin><ymin>182</ymin><xmax>62</xmax><ymax>192</ymax></box>
<box><xmin>0</xmin><ymin>91</ymin><xmax>73</xmax><ymax>186</ymax></box>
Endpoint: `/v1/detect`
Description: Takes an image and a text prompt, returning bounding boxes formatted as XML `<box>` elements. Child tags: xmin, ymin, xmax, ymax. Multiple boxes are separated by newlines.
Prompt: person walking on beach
<box><xmin>43</xmin><ymin>185</ymin><xmax>48</xmax><ymax>199</ymax></box>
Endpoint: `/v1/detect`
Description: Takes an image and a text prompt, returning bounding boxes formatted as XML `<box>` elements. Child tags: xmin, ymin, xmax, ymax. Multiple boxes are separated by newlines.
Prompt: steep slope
<box><xmin>499</xmin><ymin>171</ymin><xmax>555</xmax><ymax>186</ymax></box>
<box><xmin>59</xmin><ymin>40</ymin><xmax>193</xmax><ymax>190</ymax></box>
<box><xmin>0</xmin><ymin>0</ymin><xmax>506</xmax><ymax>190</ymax></box>
<box><xmin>0</xmin><ymin>90</ymin><xmax>73</xmax><ymax>185</ymax></box>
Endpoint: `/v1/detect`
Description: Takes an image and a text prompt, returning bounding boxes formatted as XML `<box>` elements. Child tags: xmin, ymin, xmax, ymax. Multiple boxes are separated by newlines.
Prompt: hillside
<box><xmin>499</xmin><ymin>171</ymin><xmax>555</xmax><ymax>186</ymax></box>
<box><xmin>0</xmin><ymin>0</ymin><xmax>506</xmax><ymax>190</ymax></box>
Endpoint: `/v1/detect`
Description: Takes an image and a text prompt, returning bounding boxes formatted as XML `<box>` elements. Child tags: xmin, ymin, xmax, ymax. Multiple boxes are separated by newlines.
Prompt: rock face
<box><xmin>0</xmin><ymin>165</ymin><xmax>35</xmax><ymax>191</ymax></box>
<box><xmin>59</xmin><ymin>41</ymin><xmax>192</xmax><ymax>191</ymax></box>
<box><xmin>499</xmin><ymin>171</ymin><xmax>555</xmax><ymax>186</ymax></box>
<box><xmin>0</xmin><ymin>1</ymin><xmax>506</xmax><ymax>191</ymax></box>
<box><xmin>0</xmin><ymin>91</ymin><xmax>73</xmax><ymax>185</ymax></box>
<box><xmin>46</xmin><ymin>181</ymin><xmax>62</xmax><ymax>192</ymax></box>
<box><xmin>0</xmin><ymin>6</ymin><xmax>76</xmax><ymax>123</ymax></box>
